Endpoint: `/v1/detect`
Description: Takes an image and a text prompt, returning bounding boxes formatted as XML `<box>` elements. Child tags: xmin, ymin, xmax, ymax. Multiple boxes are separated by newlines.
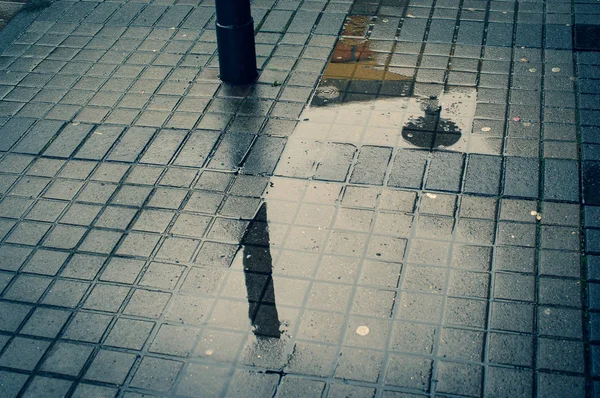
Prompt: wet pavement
<box><xmin>0</xmin><ymin>0</ymin><xmax>598</xmax><ymax>397</ymax></box>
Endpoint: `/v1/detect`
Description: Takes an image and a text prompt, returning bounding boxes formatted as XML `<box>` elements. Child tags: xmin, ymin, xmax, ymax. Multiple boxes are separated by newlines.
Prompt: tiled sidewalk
<box><xmin>0</xmin><ymin>0</ymin><xmax>597</xmax><ymax>397</ymax></box>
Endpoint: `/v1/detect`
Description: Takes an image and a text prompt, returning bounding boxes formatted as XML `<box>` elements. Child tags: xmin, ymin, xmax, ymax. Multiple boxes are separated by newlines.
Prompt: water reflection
<box><xmin>308</xmin><ymin>79</ymin><xmax>475</xmax><ymax>151</ymax></box>
<box><xmin>242</xmin><ymin>203</ymin><xmax>281</xmax><ymax>338</ymax></box>
<box><xmin>303</xmin><ymin>15</ymin><xmax>500</xmax><ymax>153</ymax></box>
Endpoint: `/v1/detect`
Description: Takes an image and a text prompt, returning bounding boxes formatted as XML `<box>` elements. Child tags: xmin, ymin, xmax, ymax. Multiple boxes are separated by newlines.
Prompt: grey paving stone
<box><xmin>148</xmin><ymin>324</ymin><xmax>198</xmax><ymax>357</ymax></box>
<box><xmin>132</xmin><ymin>5</ymin><xmax>168</xmax><ymax>27</ymax></box>
<box><xmin>541</xmin><ymin>225</ymin><xmax>580</xmax><ymax>251</ymax></box>
<box><xmin>385</xmin><ymin>354</ymin><xmax>432</xmax><ymax>391</ymax></box>
<box><xmin>591</xmin><ymin>336</ymin><xmax>600</xmax><ymax>376</ymax></box>
<box><xmin>0</xmin><ymin>336</ymin><xmax>50</xmax><ymax>370</ymax></box>
<box><xmin>488</xmin><ymin>332</ymin><xmax>533</xmax><ymax>367</ymax></box>
<box><xmin>13</xmin><ymin>119</ymin><xmax>63</xmax><ymax>154</ymax></box>
<box><xmin>425</xmin><ymin>151</ymin><xmax>465</xmax><ymax>192</ymax></box>
<box><xmin>287</xmin><ymin>10</ymin><xmax>320</xmax><ymax>34</ymax></box>
<box><xmin>497</xmin><ymin>221</ymin><xmax>537</xmax><ymax>247</ymax></box>
<box><xmin>244</xmin><ymin>136</ymin><xmax>287</xmax><ymax>175</ymax></box>
<box><xmin>100</xmin><ymin>257</ymin><xmax>145</xmax><ymax>284</ymax></box>
<box><xmin>314</xmin><ymin>13</ymin><xmax>345</xmax><ymax>35</ymax></box>
<box><xmin>276</xmin><ymin>377</ymin><xmax>325</xmax><ymax>398</ymax></box>
<box><xmin>543</xmin><ymin>159</ymin><xmax>580</xmax><ymax>202</ymax></box>
<box><xmin>503</xmin><ymin>157</ymin><xmax>539</xmax><ymax>198</ymax></box>
<box><xmin>0</xmin><ymin>370</ymin><xmax>28</xmax><ymax>398</ymax></box>
<box><xmin>105</xmin><ymin>3</ymin><xmax>144</xmax><ymax>27</ymax></box>
<box><xmin>538</xmin><ymin>306</ymin><xmax>583</xmax><ymax>339</ymax></box>
<box><xmin>22</xmin><ymin>376</ymin><xmax>72</xmax><ymax>398</ymax></box>
<box><xmin>490</xmin><ymin>301</ymin><xmax>534</xmax><ymax>333</ymax></box>
<box><xmin>0</xmin><ymin>271</ymin><xmax>14</xmax><ymax>292</ymax></box>
<box><xmin>140</xmin><ymin>129</ymin><xmax>187</xmax><ymax>165</ymax></box>
<box><xmin>83</xmin><ymin>283</ymin><xmax>129</xmax><ymax>312</ymax></box>
<box><xmin>105</xmin><ymin>318</ymin><xmax>154</xmax><ymax>351</ymax></box>
<box><xmin>589</xmin><ymin>282</ymin><xmax>600</xmax><ymax>311</ymax></box>
<box><xmin>538</xmin><ymin>338</ymin><xmax>585</xmax><ymax>373</ymax></box>
<box><xmin>260</xmin><ymin>10</ymin><xmax>293</xmax><ymax>33</ymax></box>
<box><xmin>539</xmin><ymin>250</ymin><xmax>580</xmax><ymax>278</ymax></box>
<box><xmin>71</xmin><ymin>383</ymin><xmax>118</xmax><ymax>398</ymax></box>
<box><xmin>172</xmin><ymin>130</ymin><xmax>219</xmax><ymax>168</ymax></box>
<box><xmin>130</xmin><ymin>356</ymin><xmax>183</xmax><ymax>392</ymax></box>
<box><xmin>435</xmin><ymin>361</ymin><xmax>482</xmax><ymax>396</ymax></box>
<box><xmin>3</xmin><ymin>274</ymin><xmax>52</xmax><ymax>303</ymax></box>
<box><xmin>463</xmin><ymin>154</ymin><xmax>502</xmax><ymax>194</ymax></box>
<box><xmin>350</xmin><ymin>146</ymin><xmax>392</xmax><ymax>185</ymax></box>
<box><xmin>388</xmin><ymin>149</ymin><xmax>427</xmax><ymax>189</ymax></box>
<box><xmin>63</xmin><ymin>311</ymin><xmax>112</xmax><ymax>343</ymax></box>
<box><xmin>587</xmin><ymin>228</ymin><xmax>600</xmax><ymax>253</ymax></box>
<box><xmin>40</xmin><ymin>341</ymin><xmax>93</xmax><ymax>376</ymax></box>
<box><xmin>542</xmin><ymin>202</ymin><xmax>580</xmax><ymax>226</ymax></box>
<box><xmin>486</xmin><ymin>22</ymin><xmax>514</xmax><ymax>47</ymax></box>
<box><xmin>209</xmin><ymin>133</ymin><xmax>254</xmax><ymax>171</ymax></box>
<box><xmin>583</xmin><ymin>161</ymin><xmax>600</xmax><ymax>205</ymax></box>
<box><xmin>175</xmin><ymin>363</ymin><xmax>230</xmax><ymax>397</ymax></box>
<box><xmin>539</xmin><ymin>276</ymin><xmax>582</xmax><ymax>307</ymax></box>
<box><xmin>485</xmin><ymin>367</ymin><xmax>533</xmax><ymax>398</ymax></box>
<box><xmin>43</xmin><ymin>123</ymin><xmax>93</xmax><ymax>158</ymax></box>
<box><xmin>75</xmin><ymin>126</ymin><xmax>123</xmax><ymax>160</ymax></box>
<box><xmin>20</xmin><ymin>307</ymin><xmax>70</xmax><ymax>337</ymax></box>
<box><xmin>0</xmin><ymin>300</ymin><xmax>31</xmax><ymax>332</ymax></box>
<box><xmin>84</xmin><ymin>349</ymin><xmax>137</xmax><ymax>384</ymax></box>
<box><xmin>313</xmin><ymin>143</ymin><xmax>355</xmax><ymax>182</ymax></box>
<box><xmin>123</xmin><ymin>289</ymin><xmax>170</xmax><ymax>319</ymax></box>
<box><xmin>226</xmin><ymin>370</ymin><xmax>278</xmax><ymax>397</ymax></box>
<box><xmin>182</xmin><ymin>7</ymin><xmax>214</xmax><ymax>30</ymax></box>
<box><xmin>537</xmin><ymin>373</ymin><xmax>586</xmax><ymax>398</ymax></box>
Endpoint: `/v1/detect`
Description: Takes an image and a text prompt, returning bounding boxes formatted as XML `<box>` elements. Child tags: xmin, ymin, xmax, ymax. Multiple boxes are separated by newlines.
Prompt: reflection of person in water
<box><xmin>241</xmin><ymin>203</ymin><xmax>281</xmax><ymax>339</ymax></box>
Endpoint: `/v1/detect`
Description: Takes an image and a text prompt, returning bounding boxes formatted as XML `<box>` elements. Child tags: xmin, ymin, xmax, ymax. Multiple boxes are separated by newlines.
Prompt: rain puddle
<box><xmin>203</xmin><ymin>13</ymin><xmax>490</xmax><ymax>359</ymax></box>
<box><xmin>234</xmin><ymin>15</ymin><xmax>482</xmax><ymax>342</ymax></box>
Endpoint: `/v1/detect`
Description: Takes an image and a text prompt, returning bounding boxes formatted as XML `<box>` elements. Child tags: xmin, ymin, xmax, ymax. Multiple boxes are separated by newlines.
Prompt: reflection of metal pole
<box><xmin>423</xmin><ymin>95</ymin><xmax>441</xmax><ymax>115</ymax></box>
<box><xmin>243</xmin><ymin>204</ymin><xmax>281</xmax><ymax>338</ymax></box>
<box><xmin>215</xmin><ymin>0</ymin><xmax>258</xmax><ymax>85</ymax></box>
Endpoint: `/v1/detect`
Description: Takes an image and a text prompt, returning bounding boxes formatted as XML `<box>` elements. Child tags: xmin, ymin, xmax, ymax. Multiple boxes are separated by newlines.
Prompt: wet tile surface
<box><xmin>0</xmin><ymin>0</ymin><xmax>596</xmax><ymax>397</ymax></box>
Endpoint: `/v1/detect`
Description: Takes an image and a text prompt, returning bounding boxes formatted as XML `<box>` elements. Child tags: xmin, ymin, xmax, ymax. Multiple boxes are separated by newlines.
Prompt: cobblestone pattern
<box><xmin>0</xmin><ymin>0</ymin><xmax>593</xmax><ymax>397</ymax></box>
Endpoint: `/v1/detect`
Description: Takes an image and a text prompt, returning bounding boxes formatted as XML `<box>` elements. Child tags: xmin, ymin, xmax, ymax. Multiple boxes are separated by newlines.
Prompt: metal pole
<box><xmin>215</xmin><ymin>0</ymin><xmax>258</xmax><ymax>85</ymax></box>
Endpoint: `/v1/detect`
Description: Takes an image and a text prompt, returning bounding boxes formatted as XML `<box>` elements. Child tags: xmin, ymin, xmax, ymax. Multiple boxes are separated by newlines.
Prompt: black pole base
<box><xmin>216</xmin><ymin>19</ymin><xmax>258</xmax><ymax>85</ymax></box>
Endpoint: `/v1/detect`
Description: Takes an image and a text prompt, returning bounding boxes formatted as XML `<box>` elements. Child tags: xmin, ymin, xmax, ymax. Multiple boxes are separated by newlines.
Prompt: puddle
<box><xmin>197</xmin><ymin>9</ymin><xmax>498</xmax><ymax>370</ymax></box>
